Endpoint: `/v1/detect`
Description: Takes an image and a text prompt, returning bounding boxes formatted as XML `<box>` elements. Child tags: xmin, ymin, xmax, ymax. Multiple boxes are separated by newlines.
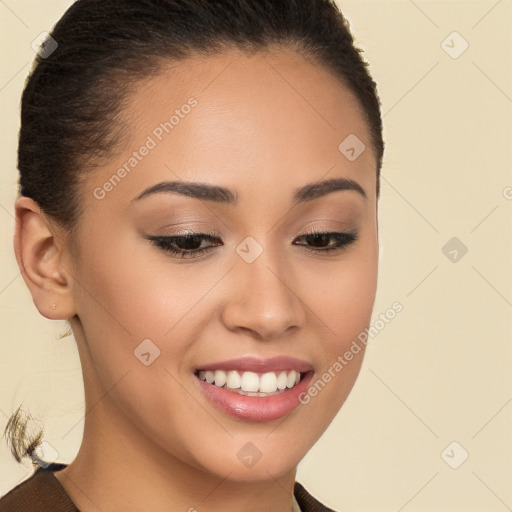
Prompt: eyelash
<box><xmin>146</xmin><ymin>228</ymin><xmax>358</xmax><ymax>260</ymax></box>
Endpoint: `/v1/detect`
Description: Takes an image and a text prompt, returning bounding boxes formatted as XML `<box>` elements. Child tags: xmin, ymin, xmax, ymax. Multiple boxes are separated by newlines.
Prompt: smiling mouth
<box><xmin>195</xmin><ymin>369</ymin><xmax>307</xmax><ymax>397</ymax></box>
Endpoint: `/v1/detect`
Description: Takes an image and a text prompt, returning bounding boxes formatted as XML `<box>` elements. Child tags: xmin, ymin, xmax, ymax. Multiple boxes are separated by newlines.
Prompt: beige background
<box><xmin>1</xmin><ymin>1</ymin><xmax>511</xmax><ymax>510</ymax></box>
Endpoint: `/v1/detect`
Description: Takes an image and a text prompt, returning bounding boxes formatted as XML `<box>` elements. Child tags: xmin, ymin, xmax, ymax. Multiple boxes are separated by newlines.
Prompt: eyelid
<box><xmin>294</xmin><ymin>229</ymin><xmax>358</xmax><ymax>252</ymax></box>
<box><xmin>145</xmin><ymin>231</ymin><xmax>222</xmax><ymax>260</ymax></box>
<box><xmin>295</xmin><ymin>218</ymin><xmax>353</xmax><ymax>232</ymax></box>
<box><xmin>157</xmin><ymin>227</ymin><xmax>221</xmax><ymax>237</ymax></box>
<box><xmin>146</xmin><ymin>227</ymin><xmax>359</xmax><ymax>261</ymax></box>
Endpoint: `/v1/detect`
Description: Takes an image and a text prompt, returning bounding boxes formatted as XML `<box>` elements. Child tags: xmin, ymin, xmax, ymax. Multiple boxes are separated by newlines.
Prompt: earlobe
<box><xmin>13</xmin><ymin>196</ymin><xmax>76</xmax><ymax>320</ymax></box>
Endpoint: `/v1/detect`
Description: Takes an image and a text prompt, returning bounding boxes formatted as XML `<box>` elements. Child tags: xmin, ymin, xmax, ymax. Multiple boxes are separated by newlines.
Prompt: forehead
<box><xmin>83</xmin><ymin>47</ymin><xmax>376</xmax><ymax>212</ymax></box>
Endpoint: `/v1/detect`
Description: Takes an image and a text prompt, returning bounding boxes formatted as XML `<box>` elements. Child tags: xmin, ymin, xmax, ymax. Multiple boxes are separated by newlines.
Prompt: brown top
<box><xmin>0</xmin><ymin>462</ymin><xmax>338</xmax><ymax>512</ymax></box>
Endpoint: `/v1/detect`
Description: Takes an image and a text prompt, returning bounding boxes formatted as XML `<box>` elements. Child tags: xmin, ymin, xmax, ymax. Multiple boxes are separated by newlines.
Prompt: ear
<box><xmin>13</xmin><ymin>196</ymin><xmax>77</xmax><ymax>320</ymax></box>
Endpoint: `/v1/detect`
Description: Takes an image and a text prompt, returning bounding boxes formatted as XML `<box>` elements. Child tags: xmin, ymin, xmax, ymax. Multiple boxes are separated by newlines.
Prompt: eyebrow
<box><xmin>133</xmin><ymin>177</ymin><xmax>367</xmax><ymax>205</ymax></box>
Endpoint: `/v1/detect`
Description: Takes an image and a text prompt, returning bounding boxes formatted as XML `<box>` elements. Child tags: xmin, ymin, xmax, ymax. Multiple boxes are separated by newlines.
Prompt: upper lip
<box><xmin>196</xmin><ymin>356</ymin><xmax>313</xmax><ymax>374</ymax></box>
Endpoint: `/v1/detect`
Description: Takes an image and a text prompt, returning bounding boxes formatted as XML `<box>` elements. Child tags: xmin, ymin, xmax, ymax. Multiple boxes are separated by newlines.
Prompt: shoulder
<box><xmin>0</xmin><ymin>463</ymin><xmax>78</xmax><ymax>512</ymax></box>
<box><xmin>294</xmin><ymin>481</ymin><xmax>339</xmax><ymax>512</ymax></box>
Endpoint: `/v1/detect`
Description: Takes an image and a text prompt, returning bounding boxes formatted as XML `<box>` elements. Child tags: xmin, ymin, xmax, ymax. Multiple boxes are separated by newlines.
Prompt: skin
<box><xmin>14</xmin><ymin>47</ymin><xmax>379</xmax><ymax>512</ymax></box>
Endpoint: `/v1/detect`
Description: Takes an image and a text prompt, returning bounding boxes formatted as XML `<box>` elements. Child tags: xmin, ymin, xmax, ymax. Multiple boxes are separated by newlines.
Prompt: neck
<box><xmin>54</xmin><ymin>358</ymin><xmax>297</xmax><ymax>512</ymax></box>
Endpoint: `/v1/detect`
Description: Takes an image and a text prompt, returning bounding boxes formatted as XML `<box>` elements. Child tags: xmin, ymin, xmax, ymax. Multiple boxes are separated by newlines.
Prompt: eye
<box><xmin>293</xmin><ymin>229</ymin><xmax>358</xmax><ymax>253</ymax></box>
<box><xmin>146</xmin><ymin>230</ymin><xmax>223</xmax><ymax>259</ymax></box>
<box><xmin>146</xmin><ymin>228</ymin><xmax>358</xmax><ymax>260</ymax></box>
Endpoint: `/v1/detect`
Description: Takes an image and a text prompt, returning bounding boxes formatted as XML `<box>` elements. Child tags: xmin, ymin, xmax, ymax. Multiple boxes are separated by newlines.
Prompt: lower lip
<box><xmin>195</xmin><ymin>371</ymin><xmax>314</xmax><ymax>422</ymax></box>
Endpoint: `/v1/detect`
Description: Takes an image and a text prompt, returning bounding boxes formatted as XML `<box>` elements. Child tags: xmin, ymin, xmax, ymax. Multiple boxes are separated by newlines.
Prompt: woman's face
<box><xmin>65</xmin><ymin>48</ymin><xmax>379</xmax><ymax>481</ymax></box>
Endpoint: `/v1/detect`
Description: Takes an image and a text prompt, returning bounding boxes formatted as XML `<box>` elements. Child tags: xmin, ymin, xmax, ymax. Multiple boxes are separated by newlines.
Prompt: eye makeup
<box><xmin>145</xmin><ymin>227</ymin><xmax>358</xmax><ymax>260</ymax></box>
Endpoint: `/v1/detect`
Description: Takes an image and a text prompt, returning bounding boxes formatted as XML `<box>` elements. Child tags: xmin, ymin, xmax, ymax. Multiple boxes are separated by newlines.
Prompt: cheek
<box><xmin>74</xmin><ymin>234</ymin><xmax>198</xmax><ymax>335</ymax></box>
<box><xmin>74</xmin><ymin>222</ymin><xmax>377</xmax><ymax>382</ymax></box>
<box><xmin>72</xmin><ymin>234</ymin><xmax>229</xmax><ymax>383</ymax></box>
<box><xmin>67</xmin><ymin>222</ymin><xmax>379</xmax><ymax>479</ymax></box>
<box><xmin>305</xmin><ymin>253</ymin><xmax>378</xmax><ymax>351</ymax></box>
<box><xmin>298</xmin><ymin>243</ymin><xmax>378</xmax><ymax>413</ymax></box>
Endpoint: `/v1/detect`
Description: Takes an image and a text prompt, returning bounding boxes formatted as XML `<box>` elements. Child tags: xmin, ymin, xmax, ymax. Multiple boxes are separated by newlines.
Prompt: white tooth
<box><xmin>214</xmin><ymin>370</ymin><xmax>227</xmax><ymax>387</ymax></box>
<box><xmin>241</xmin><ymin>371</ymin><xmax>260</xmax><ymax>392</ymax></box>
<box><xmin>226</xmin><ymin>370</ymin><xmax>241</xmax><ymax>389</ymax></box>
<box><xmin>295</xmin><ymin>372</ymin><xmax>301</xmax><ymax>385</ymax></box>
<box><xmin>205</xmin><ymin>371</ymin><xmax>215</xmax><ymax>384</ymax></box>
<box><xmin>260</xmin><ymin>372</ymin><xmax>278</xmax><ymax>393</ymax></box>
<box><xmin>198</xmin><ymin>370</ymin><xmax>206</xmax><ymax>381</ymax></box>
<box><xmin>276</xmin><ymin>371</ymin><xmax>288</xmax><ymax>390</ymax></box>
<box><xmin>287</xmin><ymin>370</ymin><xmax>297</xmax><ymax>388</ymax></box>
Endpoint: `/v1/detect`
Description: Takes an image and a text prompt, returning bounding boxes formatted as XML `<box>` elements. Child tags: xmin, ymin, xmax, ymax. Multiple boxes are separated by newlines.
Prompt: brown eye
<box><xmin>293</xmin><ymin>230</ymin><xmax>358</xmax><ymax>253</ymax></box>
<box><xmin>146</xmin><ymin>232</ymin><xmax>223</xmax><ymax>259</ymax></box>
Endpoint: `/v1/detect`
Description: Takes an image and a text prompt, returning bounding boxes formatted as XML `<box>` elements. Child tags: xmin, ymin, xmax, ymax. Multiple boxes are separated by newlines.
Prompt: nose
<box><xmin>220</xmin><ymin>249</ymin><xmax>306</xmax><ymax>341</ymax></box>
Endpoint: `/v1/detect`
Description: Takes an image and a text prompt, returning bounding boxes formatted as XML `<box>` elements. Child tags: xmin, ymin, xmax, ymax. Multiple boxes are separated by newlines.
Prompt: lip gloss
<box><xmin>195</xmin><ymin>371</ymin><xmax>314</xmax><ymax>422</ymax></box>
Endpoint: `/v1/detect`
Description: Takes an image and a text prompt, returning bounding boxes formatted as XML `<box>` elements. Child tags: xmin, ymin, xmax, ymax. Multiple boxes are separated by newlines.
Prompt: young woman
<box><xmin>0</xmin><ymin>0</ymin><xmax>384</xmax><ymax>510</ymax></box>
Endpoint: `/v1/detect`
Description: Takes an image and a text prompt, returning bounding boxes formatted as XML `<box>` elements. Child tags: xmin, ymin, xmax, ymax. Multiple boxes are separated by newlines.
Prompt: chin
<box><xmin>184</xmin><ymin>429</ymin><xmax>315</xmax><ymax>483</ymax></box>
